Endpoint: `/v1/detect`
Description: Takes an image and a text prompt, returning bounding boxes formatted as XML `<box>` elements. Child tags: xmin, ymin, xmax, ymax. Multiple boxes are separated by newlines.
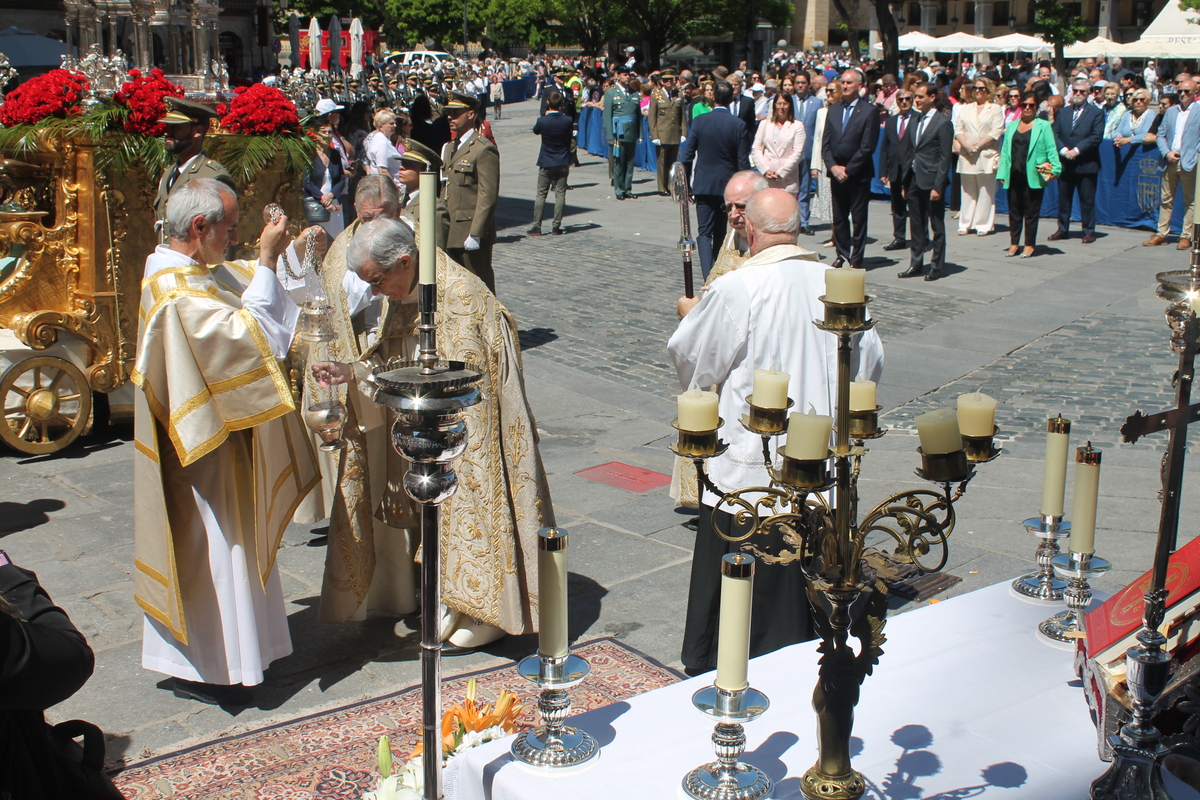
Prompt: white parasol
<box><xmin>308</xmin><ymin>16</ymin><xmax>322</xmax><ymax>71</ymax></box>
<box><xmin>350</xmin><ymin>18</ymin><xmax>364</xmax><ymax>77</ymax></box>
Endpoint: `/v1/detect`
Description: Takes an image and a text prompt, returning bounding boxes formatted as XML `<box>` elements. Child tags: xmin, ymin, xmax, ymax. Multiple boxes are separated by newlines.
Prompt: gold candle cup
<box><xmin>846</xmin><ymin>406</ymin><xmax>882</xmax><ymax>438</ymax></box>
<box><xmin>962</xmin><ymin>425</ymin><xmax>999</xmax><ymax>463</ymax></box>
<box><xmin>673</xmin><ymin>417</ymin><xmax>724</xmax><ymax>458</ymax></box>
<box><xmin>820</xmin><ymin>296</ymin><xmax>870</xmax><ymax>329</ymax></box>
<box><xmin>747</xmin><ymin>397</ymin><xmax>794</xmax><ymax>434</ymax></box>
<box><xmin>778</xmin><ymin>450</ymin><xmax>830</xmax><ymax>488</ymax></box>
<box><xmin>918</xmin><ymin>447</ymin><xmax>971</xmax><ymax>483</ymax></box>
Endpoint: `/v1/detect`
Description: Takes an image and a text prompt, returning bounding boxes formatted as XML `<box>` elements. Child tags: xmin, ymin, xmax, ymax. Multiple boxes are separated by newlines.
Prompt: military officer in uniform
<box><xmin>541</xmin><ymin>69</ymin><xmax>577</xmax><ymax>121</ymax></box>
<box><xmin>650</xmin><ymin>68</ymin><xmax>687</xmax><ymax>196</ymax></box>
<box><xmin>603</xmin><ymin>65</ymin><xmax>641</xmax><ymax>200</ymax></box>
<box><xmin>441</xmin><ymin>92</ymin><xmax>500</xmax><ymax>293</ymax></box>
<box><xmin>153</xmin><ymin>97</ymin><xmax>235</xmax><ymax>241</ymax></box>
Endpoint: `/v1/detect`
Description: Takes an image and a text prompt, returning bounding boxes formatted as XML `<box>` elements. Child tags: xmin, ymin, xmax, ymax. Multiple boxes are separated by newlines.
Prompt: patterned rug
<box><xmin>111</xmin><ymin>638</ymin><xmax>682</xmax><ymax>799</ymax></box>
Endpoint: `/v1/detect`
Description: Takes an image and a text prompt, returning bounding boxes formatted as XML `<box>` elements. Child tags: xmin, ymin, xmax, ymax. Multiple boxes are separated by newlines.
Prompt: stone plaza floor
<box><xmin>2</xmin><ymin>97</ymin><xmax>1198</xmax><ymax>766</ymax></box>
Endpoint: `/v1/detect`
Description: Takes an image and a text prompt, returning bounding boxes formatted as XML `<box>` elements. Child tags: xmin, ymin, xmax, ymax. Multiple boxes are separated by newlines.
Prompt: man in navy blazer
<box><xmin>792</xmin><ymin>71</ymin><xmax>823</xmax><ymax>236</ymax></box>
<box><xmin>897</xmin><ymin>82</ymin><xmax>954</xmax><ymax>281</ymax></box>
<box><xmin>1048</xmin><ymin>77</ymin><xmax>1105</xmax><ymax>243</ymax></box>
<box><xmin>1145</xmin><ymin>78</ymin><xmax>1200</xmax><ymax>249</ymax></box>
<box><xmin>676</xmin><ymin>81</ymin><xmax>752</xmax><ymax>277</ymax></box>
<box><xmin>822</xmin><ymin>68</ymin><xmax>880</xmax><ymax>268</ymax></box>
<box><xmin>529</xmin><ymin>90</ymin><xmax>575</xmax><ymax>236</ymax></box>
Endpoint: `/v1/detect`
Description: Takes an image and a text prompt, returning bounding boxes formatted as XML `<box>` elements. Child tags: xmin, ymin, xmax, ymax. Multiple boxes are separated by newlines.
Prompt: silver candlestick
<box><xmin>683</xmin><ymin>684</ymin><xmax>772</xmax><ymax>800</ymax></box>
<box><xmin>1012</xmin><ymin>514</ymin><xmax>1072</xmax><ymax>602</ymax></box>
<box><xmin>1039</xmin><ymin>550</ymin><xmax>1111</xmax><ymax>643</ymax></box>
<box><xmin>511</xmin><ymin>653</ymin><xmax>599</xmax><ymax>768</ymax></box>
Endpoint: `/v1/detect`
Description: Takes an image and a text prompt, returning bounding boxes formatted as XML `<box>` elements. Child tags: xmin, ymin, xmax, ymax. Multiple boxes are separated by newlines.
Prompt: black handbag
<box><xmin>303</xmin><ymin>197</ymin><xmax>330</xmax><ymax>224</ymax></box>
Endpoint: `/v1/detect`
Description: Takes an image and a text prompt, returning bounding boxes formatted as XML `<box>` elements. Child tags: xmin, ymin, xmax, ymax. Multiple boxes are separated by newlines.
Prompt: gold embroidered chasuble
<box><xmin>132</xmin><ymin>254</ymin><xmax>320</xmax><ymax>645</ymax></box>
<box><xmin>317</xmin><ymin>224</ymin><xmax>554</xmax><ymax>634</ymax></box>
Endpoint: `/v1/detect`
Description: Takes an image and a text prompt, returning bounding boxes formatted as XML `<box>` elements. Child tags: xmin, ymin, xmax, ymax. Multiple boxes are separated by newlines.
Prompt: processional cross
<box><xmin>1092</xmin><ymin>231</ymin><xmax>1200</xmax><ymax>800</ymax></box>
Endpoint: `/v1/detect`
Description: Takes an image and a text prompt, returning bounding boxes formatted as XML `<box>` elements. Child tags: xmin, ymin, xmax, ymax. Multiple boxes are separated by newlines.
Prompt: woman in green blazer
<box><xmin>996</xmin><ymin>90</ymin><xmax>1062</xmax><ymax>258</ymax></box>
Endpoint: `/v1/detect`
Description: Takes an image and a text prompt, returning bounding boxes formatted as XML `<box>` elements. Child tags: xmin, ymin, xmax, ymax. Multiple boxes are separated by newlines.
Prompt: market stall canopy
<box><xmin>0</xmin><ymin>27</ymin><xmax>67</xmax><ymax>67</ymax></box>
<box><xmin>985</xmin><ymin>33</ymin><xmax>1052</xmax><ymax>53</ymax></box>
<box><xmin>872</xmin><ymin>32</ymin><xmax>940</xmax><ymax>51</ymax></box>
<box><xmin>1063</xmin><ymin>36</ymin><xmax>1122</xmax><ymax>58</ymax></box>
<box><xmin>932</xmin><ymin>31</ymin><xmax>993</xmax><ymax>53</ymax></box>
<box><xmin>1115</xmin><ymin>2</ymin><xmax>1200</xmax><ymax>59</ymax></box>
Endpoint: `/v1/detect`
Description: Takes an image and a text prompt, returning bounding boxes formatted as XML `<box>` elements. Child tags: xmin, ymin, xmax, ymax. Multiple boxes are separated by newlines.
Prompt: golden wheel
<box><xmin>0</xmin><ymin>356</ymin><xmax>92</xmax><ymax>455</ymax></box>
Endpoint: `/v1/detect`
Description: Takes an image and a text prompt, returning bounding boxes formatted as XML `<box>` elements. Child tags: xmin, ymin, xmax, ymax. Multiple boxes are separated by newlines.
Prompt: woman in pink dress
<box><xmin>751</xmin><ymin>93</ymin><xmax>807</xmax><ymax>195</ymax></box>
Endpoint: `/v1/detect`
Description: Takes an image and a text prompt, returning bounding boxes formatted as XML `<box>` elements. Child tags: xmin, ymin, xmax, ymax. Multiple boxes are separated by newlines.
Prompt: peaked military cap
<box><xmin>158</xmin><ymin>96</ymin><xmax>219</xmax><ymax>125</ymax></box>
<box><xmin>443</xmin><ymin>91</ymin><xmax>480</xmax><ymax>111</ymax></box>
<box><xmin>399</xmin><ymin>138</ymin><xmax>443</xmax><ymax>172</ymax></box>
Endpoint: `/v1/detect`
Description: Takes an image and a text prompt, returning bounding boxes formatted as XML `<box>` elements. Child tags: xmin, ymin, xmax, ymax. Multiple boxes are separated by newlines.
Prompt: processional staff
<box><xmin>670</xmin><ymin>162</ymin><xmax>696</xmax><ymax>299</ymax></box>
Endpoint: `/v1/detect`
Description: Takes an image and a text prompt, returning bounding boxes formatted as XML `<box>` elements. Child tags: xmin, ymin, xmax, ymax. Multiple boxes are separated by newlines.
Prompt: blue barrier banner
<box><xmin>577</xmin><ymin>105</ymin><xmax>660</xmax><ymax>172</ymax></box>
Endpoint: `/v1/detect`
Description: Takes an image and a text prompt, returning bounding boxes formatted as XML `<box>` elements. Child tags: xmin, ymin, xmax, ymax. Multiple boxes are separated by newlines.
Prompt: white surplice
<box><xmin>668</xmin><ymin>244</ymin><xmax>884</xmax><ymax>496</ymax></box>
<box><xmin>139</xmin><ymin>245</ymin><xmax>306</xmax><ymax>686</ymax></box>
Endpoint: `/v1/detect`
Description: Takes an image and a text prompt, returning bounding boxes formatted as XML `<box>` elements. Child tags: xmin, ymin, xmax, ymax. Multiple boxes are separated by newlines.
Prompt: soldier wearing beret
<box><xmin>440</xmin><ymin>92</ymin><xmax>500</xmax><ymax>292</ymax></box>
<box><xmin>153</xmin><ymin>97</ymin><xmax>236</xmax><ymax>240</ymax></box>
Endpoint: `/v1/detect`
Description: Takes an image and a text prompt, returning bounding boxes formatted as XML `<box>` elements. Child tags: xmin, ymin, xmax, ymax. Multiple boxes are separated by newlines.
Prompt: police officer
<box><xmin>650</xmin><ymin>68</ymin><xmax>687</xmax><ymax>195</ymax></box>
<box><xmin>153</xmin><ymin>97</ymin><xmax>236</xmax><ymax>240</ymax></box>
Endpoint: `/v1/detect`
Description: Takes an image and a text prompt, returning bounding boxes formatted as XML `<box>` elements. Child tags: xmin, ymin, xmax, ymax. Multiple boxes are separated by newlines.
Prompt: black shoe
<box><xmin>882</xmin><ymin>239</ymin><xmax>907</xmax><ymax>251</ymax></box>
<box><xmin>173</xmin><ymin>678</ymin><xmax>254</xmax><ymax>706</ymax></box>
<box><xmin>799</xmin><ymin>226</ymin><xmax>816</xmax><ymax>236</ymax></box>
<box><xmin>526</xmin><ymin>228</ymin><xmax>543</xmax><ymax>237</ymax></box>
<box><xmin>897</xmin><ymin>265</ymin><xmax>924</xmax><ymax>279</ymax></box>
<box><xmin>924</xmin><ymin>268</ymin><xmax>943</xmax><ymax>282</ymax></box>
<box><xmin>550</xmin><ymin>228</ymin><xmax>563</xmax><ymax>235</ymax></box>
<box><xmin>831</xmin><ymin>256</ymin><xmax>846</xmax><ymax>269</ymax></box>
<box><xmin>615</xmin><ymin>193</ymin><xmax>626</xmax><ymax>201</ymax></box>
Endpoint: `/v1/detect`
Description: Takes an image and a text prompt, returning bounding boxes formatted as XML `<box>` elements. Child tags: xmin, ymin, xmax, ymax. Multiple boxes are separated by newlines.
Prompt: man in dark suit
<box><xmin>676</xmin><ymin>81</ymin><xmax>752</xmax><ymax>278</ymax></box>
<box><xmin>529</xmin><ymin>90</ymin><xmax>574</xmax><ymax>236</ymax></box>
<box><xmin>540</xmin><ymin>69</ymin><xmax>577</xmax><ymax>122</ymax></box>
<box><xmin>878</xmin><ymin>89</ymin><xmax>916</xmax><ymax>251</ymax></box>
<box><xmin>727</xmin><ymin>74</ymin><xmax>758</xmax><ymax>135</ymax></box>
<box><xmin>792</xmin><ymin>71</ymin><xmax>823</xmax><ymax>236</ymax></box>
<box><xmin>1049</xmin><ymin>77</ymin><xmax>1105</xmax><ymax>244</ymax></box>
<box><xmin>898</xmin><ymin>82</ymin><xmax>954</xmax><ymax>282</ymax></box>
<box><xmin>822</xmin><ymin>68</ymin><xmax>880</xmax><ymax>268</ymax></box>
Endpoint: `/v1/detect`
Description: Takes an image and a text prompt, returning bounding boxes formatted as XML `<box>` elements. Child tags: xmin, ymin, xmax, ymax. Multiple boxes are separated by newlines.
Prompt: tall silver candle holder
<box><xmin>510</xmin><ymin>528</ymin><xmax>599</xmax><ymax>770</ymax></box>
<box><xmin>510</xmin><ymin>653</ymin><xmax>599</xmax><ymax>768</ymax></box>
<box><xmin>673</xmin><ymin>291</ymin><xmax>999</xmax><ymax>800</ymax></box>
<box><xmin>1039</xmin><ymin>550</ymin><xmax>1111</xmax><ymax>643</ymax></box>
<box><xmin>369</xmin><ymin>278</ymin><xmax>481</xmax><ymax>800</ymax></box>
<box><xmin>1013</xmin><ymin>416</ymin><xmax>1073</xmax><ymax>603</ymax></box>
<box><xmin>683</xmin><ymin>684</ymin><xmax>772</xmax><ymax>800</ymax></box>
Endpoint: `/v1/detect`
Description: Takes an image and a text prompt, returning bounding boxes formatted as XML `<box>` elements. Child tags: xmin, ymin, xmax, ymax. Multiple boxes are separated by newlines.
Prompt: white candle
<box><xmin>915</xmin><ymin>408</ymin><xmax>962</xmax><ymax>454</ymax></box>
<box><xmin>715</xmin><ymin>553</ymin><xmax>754</xmax><ymax>692</ymax></box>
<box><xmin>956</xmin><ymin>391</ymin><xmax>997</xmax><ymax>437</ymax></box>
<box><xmin>677</xmin><ymin>387</ymin><xmax>719</xmax><ymax>431</ymax></box>
<box><xmin>824</xmin><ymin>267</ymin><xmax>866</xmax><ymax>304</ymax></box>
<box><xmin>849</xmin><ymin>379</ymin><xmax>876</xmax><ymax>411</ymax></box>
<box><xmin>1041</xmin><ymin>416</ymin><xmax>1071</xmax><ymax>517</ymax></box>
<box><xmin>537</xmin><ymin>528</ymin><xmax>569</xmax><ymax>659</ymax></box>
<box><xmin>752</xmin><ymin>368</ymin><xmax>790</xmax><ymax>409</ymax></box>
<box><xmin>785</xmin><ymin>407</ymin><xmax>833</xmax><ymax>460</ymax></box>
<box><xmin>418</xmin><ymin>170</ymin><xmax>436</xmax><ymax>285</ymax></box>
<box><xmin>1069</xmin><ymin>444</ymin><xmax>1102</xmax><ymax>554</ymax></box>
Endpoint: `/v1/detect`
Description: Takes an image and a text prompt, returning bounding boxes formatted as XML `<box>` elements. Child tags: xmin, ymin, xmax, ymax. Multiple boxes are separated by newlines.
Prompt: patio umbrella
<box><xmin>288</xmin><ymin>13</ymin><xmax>301</xmax><ymax>69</ymax></box>
<box><xmin>0</xmin><ymin>26</ymin><xmax>67</xmax><ymax>68</ymax></box>
<box><xmin>986</xmin><ymin>32</ymin><xmax>1052</xmax><ymax>53</ymax></box>
<box><xmin>308</xmin><ymin>16</ymin><xmax>321</xmax><ymax>71</ymax></box>
<box><xmin>931</xmin><ymin>31</ymin><xmax>992</xmax><ymax>53</ymax></box>
<box><xmin>873</xmin><ymin>32</ymin><xmax>939</xmax><ymax>52</ymax></box>
<box><xmin>1064</xmin><ymin>36</ymin><xmax>1119</xmax><ymax>58</ymax></box>
<box><xmin>328</xmin><ymin>15</ymin><xmax>342</xmax><ymax>75</ymax></box>
<box><xmin>350</xmin><ymin>18</ymin><xmax>363</xmax><ymax>77</ymax></box>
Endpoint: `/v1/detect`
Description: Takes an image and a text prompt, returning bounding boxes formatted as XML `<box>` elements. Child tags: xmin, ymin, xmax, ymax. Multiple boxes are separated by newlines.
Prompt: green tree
<box><xmin>543</xmin><ymin>0</ymin><xmax>632</xmax><ymax>56</ymax></box>
<box><xmin>697</xmin><ymin>0</ymin><xmax>793</xmax><ymax>68</ymax></box>
<box><xmin>1029</xmin><ymin>0</ymin><xmax>1088</xmax><ymax>93</ymax></box>
<box><xmin>614</xmin><ymin>0</ymin><xmax>716</xmax><ymax>70</ymax></box>
<box><xmin>871</xmin><ymin>0</ymin><xmax>903</xmax><ymax>76</ymax></box>
<box><xmin>283</xmin><ymin>0</ymin><xmax>386</xmax><ymax>31</ymax></box>
<box><xmin>384</xmin><ymin>0</ymin><xmax>480</xmax><ymax>51</ymax></box>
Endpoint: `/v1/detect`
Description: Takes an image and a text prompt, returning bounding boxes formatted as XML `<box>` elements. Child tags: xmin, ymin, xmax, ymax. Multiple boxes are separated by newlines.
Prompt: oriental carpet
<box><xmin>110</xmin><ymin>638</ymin><xmax>682</xmax><ymax>799</ymax></box>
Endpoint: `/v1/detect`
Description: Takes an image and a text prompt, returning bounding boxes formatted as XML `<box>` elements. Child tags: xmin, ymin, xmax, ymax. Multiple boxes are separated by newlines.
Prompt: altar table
<box><xmin>459</xmin><ymin>581</ymin><xmax>1200</xmax><ymax>799</ymax></box>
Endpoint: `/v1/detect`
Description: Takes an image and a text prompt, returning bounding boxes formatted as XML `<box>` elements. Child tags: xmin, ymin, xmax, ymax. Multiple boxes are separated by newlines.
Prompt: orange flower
<box><xmin>410</xmin><ymin>678</ymin><xmax>524</xmax><ymax>760</ymax></box>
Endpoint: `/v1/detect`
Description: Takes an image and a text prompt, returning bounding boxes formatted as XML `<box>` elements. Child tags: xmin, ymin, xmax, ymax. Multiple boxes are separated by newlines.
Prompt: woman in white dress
<box><xmin>954</xmin><ymin>76</ymin><xmax>1005</xmax><ymax>236</ymax></box>
<box><xmin>809</xmin><ymin>80</ymin><xmax>841</xmax><ymax>245</ymax></box>
<box><xmin>362</xmin><ymin>109</ymin><xmax>402</xmax><ymax>190</ymax></box>
<box><xmin>752</xmin><ymin>93</ymin><xmax>807</xmax><ymax>195</ymax></box>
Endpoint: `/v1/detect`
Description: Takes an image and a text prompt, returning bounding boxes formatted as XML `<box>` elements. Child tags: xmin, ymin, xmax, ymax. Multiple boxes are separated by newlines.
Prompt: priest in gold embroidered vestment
<box><xmin>312</xmin><ymin>216</ymin><xmax>553</xmax><ymax>650</ymax></box>
<box><xmin>133</xmin><ymin>178</ymin><xmax>319</xmax><ymax>704</ymax></box>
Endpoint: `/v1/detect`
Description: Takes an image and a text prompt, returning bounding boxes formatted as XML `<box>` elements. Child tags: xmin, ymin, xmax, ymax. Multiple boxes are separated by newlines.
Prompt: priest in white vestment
<box><xmin>134</xmin><ymin>178</ymin><xmax>319</xmax><ymax>705</ymax></box>
<box><xmin>667</xmin><ymin>189</ymin><xmax>884</xmax><ymax>675</ymax></box>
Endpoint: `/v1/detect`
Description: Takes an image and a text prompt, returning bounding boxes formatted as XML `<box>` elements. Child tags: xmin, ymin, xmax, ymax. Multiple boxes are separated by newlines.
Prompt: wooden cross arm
<box><xmin>1122</xmin><ymin>402</ymin><xmax>1200</xmax><ymax>444</ymax></box>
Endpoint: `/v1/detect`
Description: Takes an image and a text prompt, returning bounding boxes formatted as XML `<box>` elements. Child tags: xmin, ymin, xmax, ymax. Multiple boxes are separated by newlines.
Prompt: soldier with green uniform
<box><xmin>649</xmin><ymin>68</ymin><xmax>687</xmax><ymax>196</ymax></box>
<box><xmin>603</xmin><ymin>65</ymin><xmax>641</xmax><ymax>200</ymax></box>
<box><xmin>440</xmin><ymin>92</ymin><xmax>500</xmax><ymax>292</ymax></box>
<box><xmin>153</xmin><ymin>97</ymin><xmax>236</xmax><ymax>242</ymax></box>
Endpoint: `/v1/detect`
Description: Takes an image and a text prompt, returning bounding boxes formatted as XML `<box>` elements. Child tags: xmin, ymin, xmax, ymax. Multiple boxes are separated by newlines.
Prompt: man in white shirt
<box><xmin>668</xmin><ymin>189</ymin><xmax>883</xmax><ymax>674</ymax></box>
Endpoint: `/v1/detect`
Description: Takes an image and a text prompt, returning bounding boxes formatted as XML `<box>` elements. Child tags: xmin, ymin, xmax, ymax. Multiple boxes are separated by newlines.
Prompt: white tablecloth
<box><xmin>458</xmin><ymin>580</ymin><xmax>1188</xmax><ymax>799</ymax></box>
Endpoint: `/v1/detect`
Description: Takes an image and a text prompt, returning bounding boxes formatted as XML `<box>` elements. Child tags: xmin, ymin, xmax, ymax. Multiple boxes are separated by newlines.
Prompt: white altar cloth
<box><xmin>459</xmin><ymin>580</ymin><xmax>1198</xmax><ymax>799</ymax></box>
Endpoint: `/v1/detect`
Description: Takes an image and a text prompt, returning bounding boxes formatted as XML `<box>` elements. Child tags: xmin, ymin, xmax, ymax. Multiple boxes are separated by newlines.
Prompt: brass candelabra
<box><xmin>671</xmin><ymin>294</ymin><xmax>999</xmax><ymax>800</ymax></box>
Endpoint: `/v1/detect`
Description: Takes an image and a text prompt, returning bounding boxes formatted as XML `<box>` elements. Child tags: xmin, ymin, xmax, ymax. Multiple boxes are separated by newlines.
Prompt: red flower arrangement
<box><xmin>0</xmin><ymin>69</ymin><xmax>89</xmax><ymax>126</ymax></box>
<box><xmin>220</xmin><ymin>84</ymin><xmax>299</xmax><ymax>135</ymax></box>
<box><xmin>113</xmin><ymin>68</ymin><xmax>184</xmax><ymax>136</ymax></box>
